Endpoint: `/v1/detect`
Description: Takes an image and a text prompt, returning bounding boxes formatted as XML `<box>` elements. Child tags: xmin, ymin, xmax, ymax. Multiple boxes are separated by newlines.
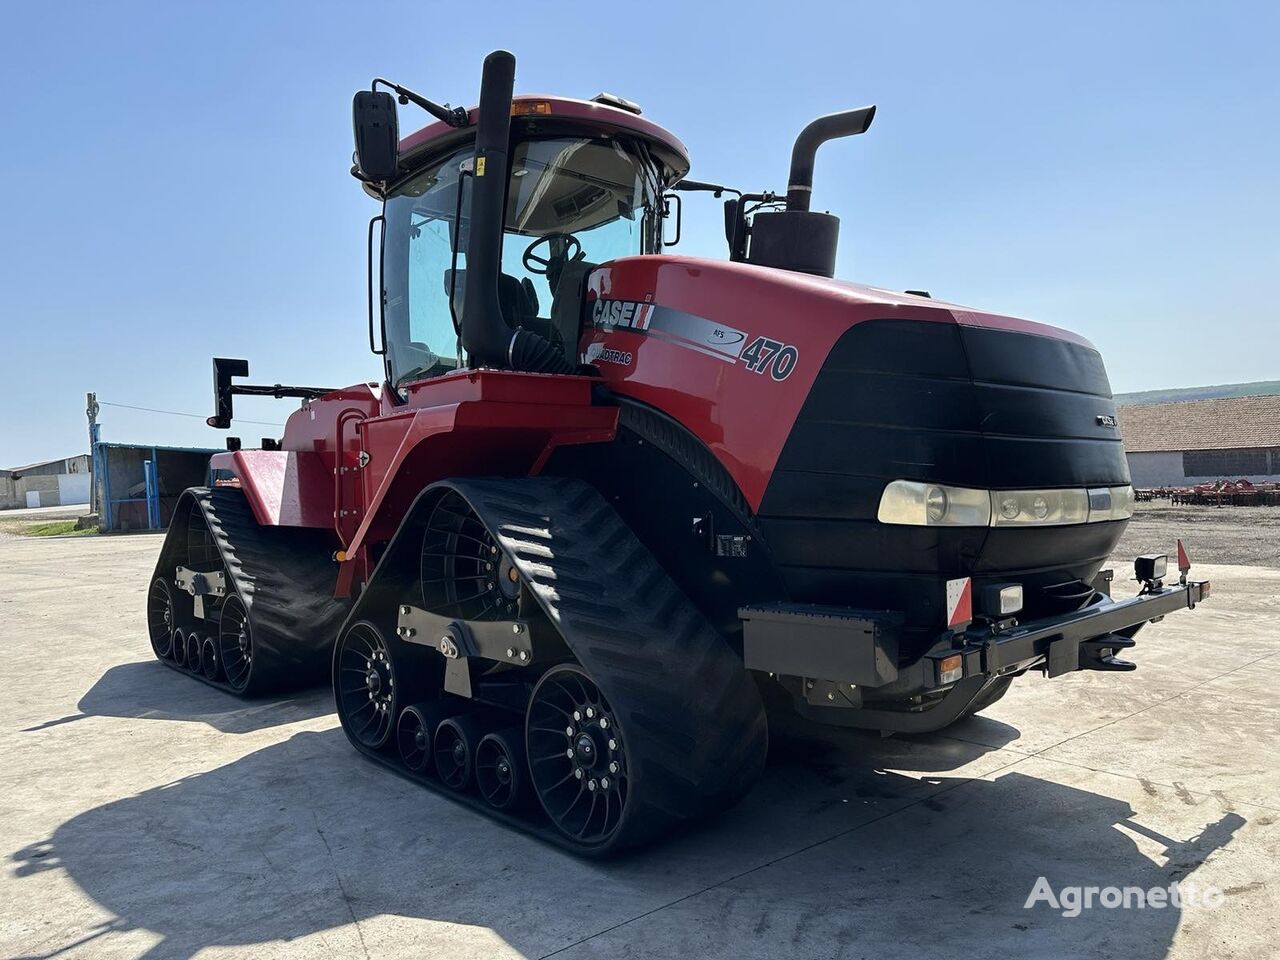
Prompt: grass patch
<box><xmin>0</xmin><ymin>519</ymin><xmax>97</xmax><ymax>537</ymax></box>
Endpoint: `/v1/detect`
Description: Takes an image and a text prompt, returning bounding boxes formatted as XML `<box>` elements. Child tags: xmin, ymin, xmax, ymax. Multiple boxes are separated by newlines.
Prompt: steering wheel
<box><xmin>522</xmin><ymin>232</ymin><xmax>582</xmax><ymax>276</ymax></box>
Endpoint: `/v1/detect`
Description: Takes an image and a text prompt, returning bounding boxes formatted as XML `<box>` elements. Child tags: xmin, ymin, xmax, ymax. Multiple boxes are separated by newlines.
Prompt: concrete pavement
<box><xmin>0</xmin><ymin>534</ymin><xmax>1276</xmax><ymax>959</ymax></box>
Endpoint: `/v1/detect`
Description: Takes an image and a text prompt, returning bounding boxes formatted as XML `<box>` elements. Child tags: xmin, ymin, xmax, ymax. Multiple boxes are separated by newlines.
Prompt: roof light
<box><xmin>591</xmin><ymin>92</ymin><xmax>642</xmax><ymax>115</ymax></box>
<box><xmin>512</xmin><ymin>100</ymin><xmax>552</xmax><ymax>116</ymax></box>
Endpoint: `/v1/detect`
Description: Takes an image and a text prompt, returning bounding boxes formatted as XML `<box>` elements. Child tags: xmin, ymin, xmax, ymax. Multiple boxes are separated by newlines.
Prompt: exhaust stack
<box><xmin>747</xmin><ymin>105</ymin><xmax>877</xmax><ymax>278</ymax></box>
<box><xmin>785</xmin><ymin>106</ymin><xmax>876</xmax><ymax>211</ymax></box>
<box><xmin>461</xmin><ymin>51</ymin><xmax>573</xmax><ymax>374</ymax></box>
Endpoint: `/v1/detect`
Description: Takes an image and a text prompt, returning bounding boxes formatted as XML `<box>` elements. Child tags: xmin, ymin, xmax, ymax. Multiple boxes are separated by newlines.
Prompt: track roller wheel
<box><xmin>200</xmin><ymin>636</ymin><xmax>220</xmax><ymax>680</ymax></box>
<box><xmin>217</xmin><ymin>596</ymin><xmax>253</xmax><ymax>692</ymax></box>
<box><xmin>147</xmin><ymin>579</ymin><xmax>175</xmax><ymax>660</ymax></box>
<box><xmin>172</xmin><ymin>628</ymin><xmax>189</xmax><ymax>668</ymax></box>
<box><xmin>476</xmin><ymin>726</ymin><xmax>527</xmax><ymax>811</ymax></box>
<box><xmin>434</xmin><ymin>715</ymin><xmax>487</xmax><ymax>791</ymax></box>
<box><xmin>527</xmin><ymin>665</ymin><xmax>629</xmax><ymax>850</ymax></box>
<box><xmin>335</xmin><ymin>622</ymin><xmax>398</xmax><ymax>748</ymax></box>
<box><xmin>185</xmin><ymin>632</ymin><xmax>203</xmax><ymax>673</ymax></box>
<box><xmin>397</xmin><ymin>702</ymin><xmax>452</xmax><ymax>773</ymax></box>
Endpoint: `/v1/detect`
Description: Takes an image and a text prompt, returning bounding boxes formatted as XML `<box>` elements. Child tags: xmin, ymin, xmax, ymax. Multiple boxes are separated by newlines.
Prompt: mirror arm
<box><xmin>372</xmin><ymin>78</ymin><xmax>469</xmax><ymax>128</ymax></box>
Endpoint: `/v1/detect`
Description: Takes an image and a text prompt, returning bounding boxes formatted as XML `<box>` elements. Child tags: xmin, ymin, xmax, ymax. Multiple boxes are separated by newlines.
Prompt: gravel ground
<box><xmin>1114</xmin><ymin>500</ymin><xmax>1280</xmax><ymax>569</ymax></box>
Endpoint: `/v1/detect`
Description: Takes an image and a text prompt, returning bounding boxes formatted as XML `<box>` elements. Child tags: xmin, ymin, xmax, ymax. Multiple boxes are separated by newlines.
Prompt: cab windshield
<box><xmin>382</xmin><ymin>136</ymin><xmax>663</xmax><ymax>388</ymax></box>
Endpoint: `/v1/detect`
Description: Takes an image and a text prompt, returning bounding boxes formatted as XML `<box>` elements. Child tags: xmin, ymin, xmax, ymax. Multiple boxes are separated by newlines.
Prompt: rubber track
<box><xmin>150</xmin><ymin>487</ymin><xmax>350</xmax><ymax>695</ymax></box>
<box><xmin>337</xmin><ymin>476</ymin><xmax>768</xmax><ymax>854</ymax></box>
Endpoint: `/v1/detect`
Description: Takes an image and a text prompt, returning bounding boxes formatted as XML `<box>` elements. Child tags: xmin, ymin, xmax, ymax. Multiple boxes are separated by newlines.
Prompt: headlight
<box><xmin>1087</xmin><ymin>485</ymin><xmax>1135</xmax><ymax>522</ymax></box>
<box><xmin>877</xmin><ymin>480</ymin><xmax>992</xmax><ymax>526</ymax></box>
<box><xmin>878</xmin><ymin>482</ymin><xmax>1136</xmax><ymax>527</ymax></box>
<box><xmin>991</xmin><ymin>488</ymin><xmax>1089</xmax><ymax>526</ymax></box>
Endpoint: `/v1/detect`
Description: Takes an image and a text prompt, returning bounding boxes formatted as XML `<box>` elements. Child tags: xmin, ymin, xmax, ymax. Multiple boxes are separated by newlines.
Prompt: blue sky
<box><xmin>1</xmin><ymin>1</ymin><xmax>1276</xmax><ymax>467</ymax></box>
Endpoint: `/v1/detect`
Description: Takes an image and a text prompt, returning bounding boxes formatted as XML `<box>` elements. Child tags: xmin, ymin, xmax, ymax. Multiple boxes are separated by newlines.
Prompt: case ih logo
<box><xmin>1096</xmin><ymin>414</ymin><xmax>1118</xmax><ymax>428</ymax></box>
<box><xmin>591</xmin><ymin>299</ymin><xmax>801</xmax><ymax>381</ymax></box>
<box><xmin>591</xmin><ymin>299</ymin><xmax>654</xmax><ymax>330</ymax></box>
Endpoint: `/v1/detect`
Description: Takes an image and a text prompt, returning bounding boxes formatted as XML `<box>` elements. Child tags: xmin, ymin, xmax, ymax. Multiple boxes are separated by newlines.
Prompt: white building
<box><xmin>1119</xmin><ymin>395</ymin><xmax>1280</xmax><ymax>487</ymax></box>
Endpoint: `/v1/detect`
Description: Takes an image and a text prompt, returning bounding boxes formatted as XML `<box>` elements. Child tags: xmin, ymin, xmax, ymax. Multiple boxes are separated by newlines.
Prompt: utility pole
<box><xmin>86</xmin><ymin>392</ymin><xmax>100</xmax><ymax>517</ymax></box>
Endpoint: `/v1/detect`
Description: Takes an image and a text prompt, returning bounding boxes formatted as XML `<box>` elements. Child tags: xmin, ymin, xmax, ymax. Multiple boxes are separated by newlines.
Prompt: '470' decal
<box><xmin>591</xmin><ymin>299</ymin><xmax>800</xmax><ymax>381</ymax></box>
<box><xmin>740</xmin><ymin>336</ymin><xmax>799</xmax><ymax>381</ymax></box>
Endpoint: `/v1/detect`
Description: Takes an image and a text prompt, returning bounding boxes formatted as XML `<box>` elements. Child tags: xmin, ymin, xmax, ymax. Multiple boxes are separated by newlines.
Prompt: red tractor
<box><xmin>147</xmin><ymin>51</ymin><xmax>1210</xmax><ymax>854</ymax></box>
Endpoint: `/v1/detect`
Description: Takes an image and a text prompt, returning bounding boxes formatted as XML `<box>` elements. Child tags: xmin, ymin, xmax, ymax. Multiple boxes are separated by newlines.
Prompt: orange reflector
<box><xmin>335</xmin><ymin>550</ymin><xmax>347</xmax><ymax>562</ymax></box>
<box><xmin>939</xmin><ymin>654</ymin><xmax>963</xmax><ymax>685</ymax></box>
<box><xmin>512</xmin><ymin>100</ymin><xmax>552</xmax><ymax>116</ymax></box>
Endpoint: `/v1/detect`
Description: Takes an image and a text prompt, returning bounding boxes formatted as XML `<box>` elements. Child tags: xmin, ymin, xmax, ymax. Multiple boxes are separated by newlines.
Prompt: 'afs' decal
<box><xmin>591</xmin><ymin>300</ymin><xmax>799</xmax><ymax>381</ymax></box>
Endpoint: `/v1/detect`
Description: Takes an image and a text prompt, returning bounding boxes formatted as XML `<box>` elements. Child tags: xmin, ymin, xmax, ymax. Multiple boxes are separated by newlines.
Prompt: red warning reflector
<box><xmin>945</xmin><ymin>577</ymin><xmax>973</xmax><ymax>629</ymax></box>
<box><xmin>1176</xmin><ymin>538</ymin><xmax>1191</xmax><ymax>573</ymax></box>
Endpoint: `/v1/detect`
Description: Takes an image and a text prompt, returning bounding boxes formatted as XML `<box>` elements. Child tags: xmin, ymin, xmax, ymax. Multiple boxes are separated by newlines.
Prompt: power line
<box><xmin>98</xmin><ymin>400</ymin><xmax>284</xmax><ymax>428</ymax></box>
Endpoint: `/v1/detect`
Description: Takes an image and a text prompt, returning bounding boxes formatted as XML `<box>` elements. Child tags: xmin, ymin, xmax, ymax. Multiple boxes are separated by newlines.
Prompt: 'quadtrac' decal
<box><xmin>591</xmin><ymin>299</ymin><xmax>799</xmax><ymax>380</ymax></box>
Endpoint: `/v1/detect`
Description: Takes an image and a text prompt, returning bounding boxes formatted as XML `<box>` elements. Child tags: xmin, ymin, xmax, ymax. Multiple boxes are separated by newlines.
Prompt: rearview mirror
<box><xmin>352</xmin><ymin>90</ymin><xmax>400</xmax><ymax>181</ymax></box>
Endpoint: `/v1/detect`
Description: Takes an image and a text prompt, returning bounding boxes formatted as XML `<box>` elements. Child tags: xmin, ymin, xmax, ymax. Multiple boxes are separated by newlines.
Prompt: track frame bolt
<box><xmin>827</xmin><ymin>692</ymin><xmax>835</xmax><ymax>701</ymax></box>
<box><xmin>608</xmin><ymin>761</ymin><xmax>619</xmax><ymax>774</ymax></box>
<box><xmin>608</xmin><ymin>738</ymin><xmax>618</xmax><ymax>751</ymax></box>
<box><xmin>507</xmin><ymin>647</ymin><xmax>516</xmax><ymax>658</ymax></box>
<box><xmin>566</xmin><ymin>748</ymin><xmax>574</xmax><ymax>758</ymax></box>
<box><xmin>511</xmin><ymin>623</ymin><xmax>522</xmax><ymax>635</ymax></box>
<box><xmin>518</xmin><ymin>650</ymin><xmax>530</xmax><ymax>662</ymax></box>
<box><xmin>600</xmin><ymin>777</ymin><xmax>610</xmax><ymax>789</ymax></box>
<box><xmin>573</xmin><ymin>710</ymin><xmax>582</xmax><ymax>721</ymax></box>
<box><xmin>587</xmin><ymin>779</ymin><xmax>597</xmax><ymax>791</ymax></box>
<box><xmin>585</xmin><ymin>707</ymin><xmax>595</xmax><ymax>719</ymax></box>
<box><xmin>598</xmin><ymin>716</ymin><xmax>609</xmax><ymax>729</ymax></box>
<box><xmin>574</xmin><ymin>767</ymin><xmax>584</xmax><ymax>779</ymax></box>
<box><xmin>400</xmin><ymin>606</ymin><xmax>410</xmax><ymax>615</ymax></box>
<box><xmin>565</xmin><ymin>727</ymin><xmax>575</xmax><ymax>737</ymax></box>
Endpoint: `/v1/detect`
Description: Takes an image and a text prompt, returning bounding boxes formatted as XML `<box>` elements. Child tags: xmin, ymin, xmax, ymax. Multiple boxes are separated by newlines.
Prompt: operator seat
<box><xmin>445</xmin><ymin>269</ymin><xmax>539</xmax><ymax>331</ymax></box>
<box><xmin>548</xmin><ymin>259</ymin><xmax>597</xmax><ymax>362</ymax></box>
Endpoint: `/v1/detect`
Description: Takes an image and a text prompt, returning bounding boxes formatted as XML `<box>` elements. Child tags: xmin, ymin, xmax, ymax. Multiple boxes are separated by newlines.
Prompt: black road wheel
<box><xmin>527</xmin><ymin>665</ymin><xmax>629</xmax><ymax>849</ymax></box>
<box><xmin>336</xmin><ymin>622</ymin><xmax>398</xmax><ymax>748</ymax></box>
<box><xmin>185</xmin><ymin>501</ymin><xmax>219</xmax><ymax>569</ymax></box>
<box><xmin>397</xmin><ymin>703</ymin><xmax>442</xmax><ymax>773</ymax></box>
<box><xmin>476</xmin><ymin>726</ymin><xmax>527</xmax><ymax>811</ymax></box>
<box><xmin>435</xmin><ymin>714</ymin><xmax>488</xmax><ymax>790</ymax></box>
<box><xmin>420</xmin><ymin>491</ymin><xmax>518</xmax><ymax>621</ymax></box>
<box><xmin>217</xmin><ymin>596</ymin><xmax>253</xmax><ymax>692</ymax></box>
<box><xmin>185</xmin><ymin>632</ymin><xmax>202</xmax><ymax>672</ymax></box>
<box><xmin>172</xmin><ymin>628</ymin><xmax>189</xmax><ymax>668</ymax></box>
<box><xmin>147</xmin><ymin>578</ymin><xmax>175</xmax><ymax>660</ymax></box>
<box><xmin>200</xmin><ymin>636</ymin><xmax>220</xmax><ymax>680</ymax></box>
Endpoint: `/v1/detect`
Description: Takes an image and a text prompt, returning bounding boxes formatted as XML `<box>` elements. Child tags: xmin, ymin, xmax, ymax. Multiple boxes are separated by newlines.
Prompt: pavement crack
<box><xmin>312</xmin><ymin>810</ymin><xmax>371</xmax><ymax>960</ymax></box>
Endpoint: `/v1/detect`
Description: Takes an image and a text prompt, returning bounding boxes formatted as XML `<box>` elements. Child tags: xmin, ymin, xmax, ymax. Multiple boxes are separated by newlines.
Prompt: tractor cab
<box><xmin>359</xmin><ymin>91</ymin><xmax>690</xmax><ymax>394</ymax></box>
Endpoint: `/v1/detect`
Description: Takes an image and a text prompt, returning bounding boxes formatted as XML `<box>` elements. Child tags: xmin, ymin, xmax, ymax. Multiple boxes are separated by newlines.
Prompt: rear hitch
<box><xmin>1078</xmin><ymin>633</ymin><xmax>1138</xmax><ymax>672</ymax></box>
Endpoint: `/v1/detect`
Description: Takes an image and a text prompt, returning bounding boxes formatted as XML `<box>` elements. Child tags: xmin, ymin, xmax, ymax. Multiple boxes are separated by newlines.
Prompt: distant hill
<box><xmin>1114</xmin><ymin>381</ymin><xmax>1280</xmax><ymax>406</ymax></box>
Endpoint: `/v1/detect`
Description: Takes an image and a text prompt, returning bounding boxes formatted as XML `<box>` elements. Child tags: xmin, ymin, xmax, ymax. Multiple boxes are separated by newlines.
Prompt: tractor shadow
<box><xmin>21</xmin><ymin>660</ymin><xmax>332</xmax><ymax>735</ymax></box>
<box><xmin>8</xmin><ymin>717</ymin><xmax>1250</xmax><ymax>960</ymax></box>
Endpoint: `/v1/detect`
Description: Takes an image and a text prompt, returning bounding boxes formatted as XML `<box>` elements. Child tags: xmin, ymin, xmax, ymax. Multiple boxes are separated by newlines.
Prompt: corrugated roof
<box><xmin>1119</xmin><ymin>395</ymin><xmax>1280</xmax><ymax>453</ymax></box>
<box><xmin>2</xmin><ymin>454</ymin><xmax>90</xmax><ymax>474</ymax></box>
